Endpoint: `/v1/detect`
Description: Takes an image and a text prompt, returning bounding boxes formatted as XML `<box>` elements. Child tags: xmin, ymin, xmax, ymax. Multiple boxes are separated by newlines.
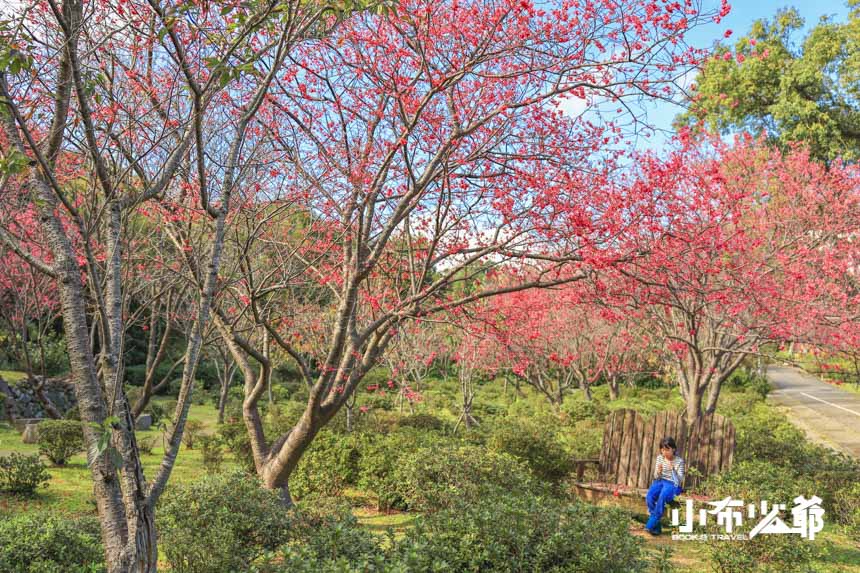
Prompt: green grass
<box><xmin>0</xmin><ymin>396</ymin><xmax>236</xmax><ymax>517</ymax></box>
<box><xmin>777</xmin><ymin>352</ymin><xmax>860</xmax><ymax>395</ymax></box>
<box><xmin>0</xmin><ymin>370</ymin><xmax>27</xmax><ymax>383</ymax></box>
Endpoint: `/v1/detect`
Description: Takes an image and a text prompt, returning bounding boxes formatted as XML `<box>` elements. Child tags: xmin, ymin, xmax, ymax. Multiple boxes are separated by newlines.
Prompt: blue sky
<box><xmin>641</xmin><ymin>0</ymin><xmax>852</xmax><ymax>147</ymax></box>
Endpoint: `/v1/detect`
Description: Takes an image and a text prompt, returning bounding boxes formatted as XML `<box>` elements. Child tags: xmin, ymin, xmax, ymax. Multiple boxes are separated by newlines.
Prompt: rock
<box><xmin>136</xmin><ymin>414</ymin><xmax>153</xmax><ymax>431</ymax></box>
<box><xmin>21</xmin><ymin>422</ymin><xmax>41</xmax><ymax>444</ymax></box>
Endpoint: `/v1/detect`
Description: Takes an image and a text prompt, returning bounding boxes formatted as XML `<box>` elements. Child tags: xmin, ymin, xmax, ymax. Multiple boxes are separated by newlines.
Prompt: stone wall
<box><xmin>0</xmin><ymin>376</ymin><xmax>76</xmax><ymax>419</ymax></box>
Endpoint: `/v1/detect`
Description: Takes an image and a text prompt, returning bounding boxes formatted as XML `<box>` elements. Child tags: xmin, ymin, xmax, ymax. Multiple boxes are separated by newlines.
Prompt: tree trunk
<box><xmin>260</xmin><ymin>403</ymin><xmax>329</xmax><ymax>503</ymax></box>
<box><xmin>608</xmin><ymin>375</ymin><xmax>619</xmax><ymax>400</ymax></box>
<box><xmin>218</xmin><ymin>378</ymin><xmax>229</xmax><ymax>424</ymax></box>
<box><xmin>704</xmin><ymin>378</ymin><xmax>723</xmax><ymax>415</ymax></box>
<box><xmin>579</xmin><ymin>379</ymin><xmax>592</xmax><ymax>401</ymax></box>
<box><xmin>50</xmin><ymin>235</ymin><xmax>131</xmax><ymax>571</ymax></box>
<box><xmin>32</xmin><ymin>377</ymin><xmax>63</xmax><ymax>419</ymax></box>
<box><xmin>684</xmin><ymin>385</ymin><xmax>705</xmax><ymax>425</ymax></box>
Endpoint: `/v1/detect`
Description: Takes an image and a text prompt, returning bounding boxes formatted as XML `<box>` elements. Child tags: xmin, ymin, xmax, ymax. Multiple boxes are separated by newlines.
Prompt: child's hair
<box><xmin>659</xmin><ymin>437</ymin><xmax>677</xmax><ymax>451</ymax></box>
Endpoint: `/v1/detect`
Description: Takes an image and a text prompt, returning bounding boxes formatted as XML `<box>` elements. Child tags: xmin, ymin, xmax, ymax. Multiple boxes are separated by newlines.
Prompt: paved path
<box><xmin>766</xmin><ymin>365</ymin><xmax>860</xmax><ymax>458</ymax></box>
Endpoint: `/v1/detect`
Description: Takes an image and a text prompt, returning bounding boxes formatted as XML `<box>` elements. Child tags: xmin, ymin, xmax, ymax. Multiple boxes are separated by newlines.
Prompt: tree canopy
<box><xmin>679</xmin><ymin>2</ymin><xmax>860</xmax><ymax>163</ymax></box>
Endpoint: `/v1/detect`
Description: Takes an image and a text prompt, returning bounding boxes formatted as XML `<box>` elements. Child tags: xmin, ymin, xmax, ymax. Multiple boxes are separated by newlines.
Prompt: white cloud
<box><xmin>555</xmin><ymin>93</ymin><xmax>590</xmax><ymax>118</ymax></box>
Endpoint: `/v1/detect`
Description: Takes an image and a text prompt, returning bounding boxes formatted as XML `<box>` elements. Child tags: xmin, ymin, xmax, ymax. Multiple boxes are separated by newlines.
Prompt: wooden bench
<box><xmin>575</xmin><ymin>409</ymin><xmax>736</xmax><ymax>495</ymax></box>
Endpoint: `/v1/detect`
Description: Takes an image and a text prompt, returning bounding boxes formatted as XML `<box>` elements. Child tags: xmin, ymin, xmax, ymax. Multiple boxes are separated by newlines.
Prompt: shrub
<box><xmin>834</xmin><ymin>482</ymin><xmax>860</xmax><ymax>539</ymax></box>
<box><xmin>181</xmin><ymin>419</ymin><xmax>204</xmax><ymax>449</ymax></box>
<box><xmin>158</xmin><ymin>471</ymin><xmax>291</xmax><ymax>573</ymax></box>
<box><xmin>714</xmin><ymin>390</ymin><xmax>764</xmax><ymax>419</ymax></box>
<box><xmin>253</xmin><ymin>495</ymin><xmax>645</xmax><ymax>573</ymax></box>
<box><xmin>356</xmin><ymin>429</ymin><xmax>439</xmax><ymax>510</ymax></box>
<box><xmin>363</xmin><ymin>390</ymin><xmax>395</xmax><ymax>411</ymax></box>
<box><xmin>393</xmin><ymin>444</ymin><xmax>538</xmax><ymax>512</ymax></box>
<box><xmin>137</xmin><ymin>436</ymin><xmax>157</xmax><ymax>455</ymax></box>
<box><xmin>703</xmin><ymin>460</ymin><xmax>820</xmax><ymax>572</ymax></box>
<box><xmin>199</xmin><ymin>435</ymin><xmax>224</xmax><ymax>473</ymax></box>
<box><xmin>265</xmin><ymin>401</ymin><xmax>306</xmax><ymax>437</ymax></box>
<box><xmin>561</xmin><ymin>397</ymin><xmax>608</xmax><ymax>424</ymax></box>
<box><xmin>733</xmin><ymin>403</ymin><xmax>860</xmax><ymax>507</ymax></box>
<box><xmin>704</xmin><ymin>460</ymin><xmax>815</xmax><ymax>504</ymax></box>
<box><xmin>560</xmin><ymin>420</ymin><xmax>603</xmax><ymax>461</ymax></box>
<box><xmin>0</xmin><ymin>453</ymin><xmax>50</xmax><ymax>496</ymax></box>
<box><xmin>0</xmin><ymin>512</ymin><xmax>104</xmax><ymax>573</ymax></box>
<box><xmin>283</xmin><ymin>501</ymin><xmax>379</xmax><ymax>563</ymax></box>
<box><xmin>733</xmin><ymin>404</ymin><xmax>810</xmax><ymax>469</ymax></box>
<box><xmin>37</xmin><ymin>419</ymin><xmax>84</xmax><ymax>465</ymax></box>
<box><xmin>149</xmin><ymin>399</ymin><xmax>176</xmax><ymax>426</ymax></box>
<box><xmin>218</xmin><ymin>419</ymin><xmax>255</xmax><ymax>473</ymax></box>
<box><xmin>290</xmin><ymin>430</ymin><xmax>363</xmax><ymax>499</ymax></box>
<box><xmin>393</xmin><ymin>494</ymin><xmax>645</xmax><ymax>572</ymax></box>
<box><xmin>193</xmin><ymin>390</ymin><xmax>209</xmax><ymax>406</ymax></box>
<box><xmin>253</xmin><ymin>503</ymin><xmax>385</xmax><ymax>573</ymax></box>
<box><xmin>724</xmin><ymin>368</ymin><xmax>770</xmax><ymax>397</ymax></box>
<box><xmin>396</xmin><ymin>413</ymin><xmax>446</xmax><ymax>432</ymax></box>
<box><xmin>485</xmin><ymin>418</ymin><xmax>572</xmax><ymax>482</ymax></box>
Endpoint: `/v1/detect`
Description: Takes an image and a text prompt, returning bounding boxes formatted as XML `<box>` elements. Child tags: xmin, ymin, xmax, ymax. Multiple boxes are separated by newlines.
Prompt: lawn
<box><xmin>0</xmin><ymin>397</ymin><xmax>225</xmax><ymax>517</ymax></box>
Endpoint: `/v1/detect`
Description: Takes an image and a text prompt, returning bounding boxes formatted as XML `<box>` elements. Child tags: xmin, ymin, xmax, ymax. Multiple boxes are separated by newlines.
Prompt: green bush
<box><xmin>199</xmin><ymin>435</ymin><xmax>224</xmax><ymax>473</ymax></box>
<box><xmin>265</xmin><ymin>401</ymin><xmax>306</xmax><ymax>437</ymax></box>
<box><xmin>0</xmin><ymin>512</ymin><xmax>104</xmax><ymax>573</ymax></box>
<box><xmin>560</xmin><ymin>420</ymin><xmax>603</xmax><ymax>461</ymax></box>
<box><xmin>0</xmin><ymin>453</ymin><xmax>50</xmax><ymax>496</ymax></box>
<box><xmin>724</xmin><ymin>368</ymin><xmax>770</xmax><ymax>397</ymax></box>
<box><xmin>282</xmin><ymin>501</ymin><xmax>379</xmax><ymax>564</ymax></box>
<box><xmin>734</xmin><ymin>403</ymin><xmax>860</xmax><ymax>507</ymax></box>
<box><xmin>733</xmin><ymin>404</ymin><xmax>810</xmax><ymax>469</ymax></box>
<box><xmin>393</xmin><ymin>494</ymin><xmax>645</xmax><ymax>572</ymax></box>
<box><xmin>561</xmin><ymin>397</ymin><xmax>608</xmax><ymax>424</ymax></box>
<box><xmin>704</xmin><ymin>460</ymin><xmax>816</xmax><ymax>510</ymax></box>
<box><xmin>158</xmin><ymin>471</ymin><xmax>291</xmax><ymax>573</ymax></box>
<box><xmin>290</xmin><ymin>430</ymin><xmax>363</xmax><ymax>499</ymax></box>
<box><xmin>137</xmin><ymin>436</ymin><xmax>157</xmax><ymax>455</ymax></box>
<box><xmin>703</xmin><ymin>460</ymin><xmax>820</xmax><ymax>572</ymax></box>
<box><xmin>834</xmin><ymin>482</ymin><xmax>860</xmax><ymax>540</ymax></box>
<box><xmin>253</xmin><ymin>494</ymin><xmax>645</xmax><ymax>573</ymax></box>
<box><xmin>356</xmin><ymin>429</ymin><xmax>440</xmax><ymax>510</ymax></box>
<box><xmin>37</xmin><ymin>419</ymin><xmax>84</xmax><ymax>465</ymax></box>
<box><xmin>217</xmin><ymin>419</ymin><xmax>255</xmax><ymax>473</ymax></box>
<box><xmin>484</xmin><ymin>418</ymin><xmax>572</xmax><ymax>482</ymax></box>
<box><xmin>396</xmin><ymin>413</ymin><xmax>446</xmax><ymax>432</ymax></box>
<box><xmin>392</xmin><ymin>445</ymin><xmax>538</xmax><ymax>512</ymax></box>
<box><xmin>713</xmin><ymin>390</ymin><xmax>765</xmax><ymax>419</ymax></box>
<box><xmin>149</xmin><ymin>399</ymin><xmax>176</xmax><ymax>426</ymax></box>
<box><xmin>181</xmin><ymin>419</ymin><xmax>204</xmax><ymax>449</ymax></box>
<box><xmin>20</xmin><ymin>332</ymin><xmax>69</xmax><ymax>376</ymax></box>
<box><xmin>251</xmin><ymin>501</ymin><xmax>388</xmax><ymax>573</ymax></box>
<box><xmin>192</xmin><ymin>389</ymin><xmax>209</xmax><ymax>406</ymax></box>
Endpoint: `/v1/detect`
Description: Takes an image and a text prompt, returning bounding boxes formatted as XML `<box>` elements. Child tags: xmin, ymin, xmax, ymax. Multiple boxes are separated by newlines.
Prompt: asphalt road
<box><xmin>766</xmin><ymin>365</ymin><xmax>860</xmax><ymax>458</ymax></box>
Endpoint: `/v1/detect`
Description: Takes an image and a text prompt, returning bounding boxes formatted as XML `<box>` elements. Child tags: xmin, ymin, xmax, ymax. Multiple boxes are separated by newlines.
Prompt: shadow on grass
<box><xmin>826</xmin><ymin>538</ymin><xmax>860</xmax><ymax>569</ymax></box>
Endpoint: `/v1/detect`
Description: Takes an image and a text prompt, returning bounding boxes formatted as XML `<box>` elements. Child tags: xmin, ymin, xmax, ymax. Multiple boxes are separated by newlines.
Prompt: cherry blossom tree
<box><xmin>601</xmin><ymin>138</ymin><xmax>860</xmax><ymax>423</ymax></box>
<box><xmin>0</xmin><ymin>225</ymin><xmax>63</xmax><ymax>418</ymax></box>
<box><xmin>0</xmin><ymin>0</ymin><xmax>346</xmax><ymax>569</ymax></box>
<box><xmin>383</xmin><ymin>321</ymin><xmax>444</xmax><ymax>414</ymax></box>
<box><xmin>208</xmin><ymin>0</ymin><xmax>717</xmax><ymax>501</ymax></box>
<box><xmin>471</xmin><ymin>283</ymin><xmax>654</xmax><ymax>406</ymax></box>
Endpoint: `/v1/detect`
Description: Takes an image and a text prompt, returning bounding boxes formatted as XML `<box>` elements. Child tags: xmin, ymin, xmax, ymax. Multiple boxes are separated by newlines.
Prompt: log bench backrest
<box><xmin>597</xmin><ymin>409</ymin><xmax>735</xmax><ymax>490</ymax></box>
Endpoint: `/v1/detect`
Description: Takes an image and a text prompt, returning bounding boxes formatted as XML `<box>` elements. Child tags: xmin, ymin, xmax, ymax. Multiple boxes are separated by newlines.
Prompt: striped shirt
<box><xmin>655</xmin><ymin>454</ymin><xmax>685</xmax><ymax>486</ymax></box>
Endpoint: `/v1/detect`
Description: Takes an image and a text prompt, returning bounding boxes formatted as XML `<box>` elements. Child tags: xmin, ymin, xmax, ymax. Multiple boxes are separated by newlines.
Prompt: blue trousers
<box><xmin>645</xmin><ymin>479</ymin><xmax>680</xmax><ymax>532</ymax></box>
